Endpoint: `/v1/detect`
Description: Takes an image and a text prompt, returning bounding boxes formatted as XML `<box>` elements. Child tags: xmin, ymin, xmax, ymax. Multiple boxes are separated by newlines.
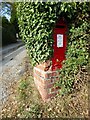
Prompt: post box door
<box><xmin>52</xmin><ymin>25</ymin><xmax>67</xmax><ymax>70</ymax></box>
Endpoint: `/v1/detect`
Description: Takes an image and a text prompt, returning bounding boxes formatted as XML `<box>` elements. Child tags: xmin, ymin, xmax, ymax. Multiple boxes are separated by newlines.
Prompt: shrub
<box><xmin>56</xmin><ymin>21</ymin><xmax>89</xmax><ymax>95</ymax></box>
<box><xmin>16</xmin><ymin>2</ymin><xmax>81</xmax><ymax>66</ymax></box>
<box><xmin>2</xmin><ymin>16</ymin><xmax>17</xmax><ymax>46</ymax></box>
<box><xmin>16</xmin><ymin>2</ymin><xmax>90</xmax><ymax>94</ymax></box>
<box><xmin>56</xmin><ymin>10</ymin><xmax>90</xmax><ymax>94</ymax></box>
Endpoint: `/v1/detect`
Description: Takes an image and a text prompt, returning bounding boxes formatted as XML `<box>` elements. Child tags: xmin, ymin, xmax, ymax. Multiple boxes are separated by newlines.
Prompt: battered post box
<box><xmin>52</xmin><ymin>18</ymin><xmax>67</xmax><ymax>70</ymax></box>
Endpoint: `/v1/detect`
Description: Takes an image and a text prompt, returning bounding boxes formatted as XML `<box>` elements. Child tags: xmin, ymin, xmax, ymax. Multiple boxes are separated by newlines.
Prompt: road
<box><xmin>0</xmin><ymin>45</ymin><xmax>26</xmax><ymax>73</ymax></box>
<box><xmin>0</xmin><ymin>44</ymin><xmax>27</xmax><ymax>111</ymax></box>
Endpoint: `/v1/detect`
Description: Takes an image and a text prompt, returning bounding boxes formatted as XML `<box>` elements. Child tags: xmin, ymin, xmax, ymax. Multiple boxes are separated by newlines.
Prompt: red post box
<box><xmin>52</xmin><ymin>18</ymin><xmax>67</xmax><ymax>71</ymax></box>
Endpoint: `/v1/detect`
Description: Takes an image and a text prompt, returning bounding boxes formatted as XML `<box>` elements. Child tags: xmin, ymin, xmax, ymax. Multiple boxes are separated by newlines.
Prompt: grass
<box><xmin>1</xmin><ymin>57</ymin><xmax>89</xmax><ymax>119</ymax></box>
<box><xmin>16</xmin><ymin>76</ymin><xmax>42</xmax><ymax>118</ymax></box>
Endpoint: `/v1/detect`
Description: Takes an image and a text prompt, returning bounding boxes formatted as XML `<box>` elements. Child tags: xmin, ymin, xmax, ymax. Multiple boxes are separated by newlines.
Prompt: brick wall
<box><xmin>33</xmin><ymin>61</ymin><xmax>60</xmax><ymax>102</ymax></box>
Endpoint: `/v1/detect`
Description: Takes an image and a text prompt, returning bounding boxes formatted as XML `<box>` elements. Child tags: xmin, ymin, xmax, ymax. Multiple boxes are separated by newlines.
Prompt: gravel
<box><xmin>0</xmin><ymin>47</ymin><xmax>27</xmax><ymax>110</ymax></box>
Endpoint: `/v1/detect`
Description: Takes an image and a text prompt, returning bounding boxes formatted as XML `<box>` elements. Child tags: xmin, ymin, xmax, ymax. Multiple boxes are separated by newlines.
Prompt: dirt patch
<box><xmin>1</xmin><ymin>57</ymin><xmax>89</xmax><ymax>119</ymax></box>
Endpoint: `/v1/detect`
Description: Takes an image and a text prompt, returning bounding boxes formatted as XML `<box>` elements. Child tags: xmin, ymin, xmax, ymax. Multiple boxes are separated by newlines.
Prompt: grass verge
<box><xmin>1</xmin><ymin>58</ymin><xmax>89</xmax><ymax>119</ymax></box>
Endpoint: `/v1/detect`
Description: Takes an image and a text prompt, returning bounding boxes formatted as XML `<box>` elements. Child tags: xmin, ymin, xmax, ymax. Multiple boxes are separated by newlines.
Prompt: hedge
<box><xmin>2</xmin><ymin>16</ymin><xmax>17</xmax><ymax>46</ymax></box>
<box><xmin>16</xmin><ymin>2</ymin><xmax>90</xmax><ymax>94</ymax></box>
<box><xmin>16</xmin><ymin>2</ymin><xmax>77</xmax><ymax>65</ymax></box>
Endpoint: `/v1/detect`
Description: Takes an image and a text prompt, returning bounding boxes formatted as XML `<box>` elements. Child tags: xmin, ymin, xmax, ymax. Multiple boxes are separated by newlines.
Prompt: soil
<box><xmin>0</xmin><ymin>57</ymin><xmax>89</xmax><ymax>119</ymax></box>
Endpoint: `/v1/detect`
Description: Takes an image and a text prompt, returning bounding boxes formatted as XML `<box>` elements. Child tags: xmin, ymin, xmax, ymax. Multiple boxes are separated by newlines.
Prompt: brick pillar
<box><xmin>33</xmin><ymin>61</ymin><xmax>60</xmax><ymax>102</ymax></box>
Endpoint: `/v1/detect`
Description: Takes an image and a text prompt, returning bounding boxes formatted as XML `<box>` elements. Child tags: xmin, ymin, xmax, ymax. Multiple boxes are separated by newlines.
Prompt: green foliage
<box><xmin>56</xmin><ymin>21</ymin><xmax>89</xmax><ymax>95</ymax></box>
<box><xmin>17</xmin><ymin>76</ymin><xmax>42</xmax><ymax>118</ymax></box>
<box><xmin>16</xmin><ymin>2</ymin><xmax>86</xmax><ymax>66</ymax></box>
<box><xmin>16</xmin><ymin>2</ymin><xmax>55</xmax><ymax>65</ymax></box>
<box><xmin>16</xmin><ymin>2</ymin><xmax>90</xmax><ymax>94</ymax></box>
<box><xmin>18</xmin><ymin>80</ymin><xmax>28</xmax><ymax>99</ymax></box>
<box><xmin>10</xmin><ymin>3</ymin><xmax>20</xmax><ymax>35</ymax></box>
<box><xmin>1</xmin><ymin>2</ymin><xmax>19</xmax><ymax>46</ymax></box>
<box><xmin>20</xmin><ymin>104</ymin><xmax>42</xmax><ymax>118</ymax></box>
<box><xmin>2</xmin><ymin>16</ymin><xmax>17</xmax><ymax>46</ymax></box>
<box><xmin>19</xmin><ymin>80</ymin><xmax>28</xmax><ymax>90</ymax></box>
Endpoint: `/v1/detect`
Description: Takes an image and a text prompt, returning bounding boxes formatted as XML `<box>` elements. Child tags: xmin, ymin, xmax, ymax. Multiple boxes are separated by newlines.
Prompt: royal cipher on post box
<box><xmin>52</xmin><ymin>18</ymin><xmax>67</xmax><ymax>71</ymax></box>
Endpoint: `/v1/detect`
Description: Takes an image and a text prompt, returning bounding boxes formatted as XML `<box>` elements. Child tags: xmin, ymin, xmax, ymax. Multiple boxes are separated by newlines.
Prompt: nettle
<box><xmin>16</xmin><ymin>2</ymin><xmax>90</xmax><ymax>94</ymax></box>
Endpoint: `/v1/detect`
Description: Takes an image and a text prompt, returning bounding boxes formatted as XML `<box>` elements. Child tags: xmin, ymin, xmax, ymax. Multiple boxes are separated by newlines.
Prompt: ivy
<box><xmin>16</xmin><ymin>2</ymin><xmax>90</xmax><ymax>94</ymax></box>
<box><xmin>56</xmin><ymin>21</ymin><xmax>90</xmax><ymax>95</ymax></box>
<box><xmin>16</xmin><ymin>2</ymin><xmax>82</xmax><ymax>66</ymax></box>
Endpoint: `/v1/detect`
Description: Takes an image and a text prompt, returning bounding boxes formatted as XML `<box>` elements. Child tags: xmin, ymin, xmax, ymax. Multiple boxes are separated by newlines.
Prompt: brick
<box><xmin>37</xmin><ymin>65</ymin><xmax>45</xmax><ymax>71</ymax></box>
<box><xmin>34</xmin><ymin>74</ymin><xmax>44</xmax><ymax>84</ymax></box>
<box><xmin>41</xmin><ymin>60</ymin><xmax>51</xmax><ymax>68</ymax></box>
<box><xmin>46</xmin><ymin>83</ymin><xmax>54</xmax><ymax>89</ymax></box>
<box><xmin>47</xmin><ymin>92</ymin><xmax>57</xmax><ymax>99</ymax></box>
<box><xmin>34</xmin><ymin>79</ymin><xmax>47</xmax><ymax>93</ymax></box>
<box><xmin>34</xmin><ymin>78</ymin><xmax>40</xmax><ymax>89</ymax></box>
<box><xmin>51</xmin><ymin>86</ymin><xmax>60</xmax><ymax>93</ymax></box>
<box><xmin>34</xmin><ymin>71</ymin><xmax>55</xmax><ymax>83</ymax></box>
<box><xmin>36</xmin><ymin>60</ymin><xmax>51</xmax><ymax>71</ymax></box>
<box><xmin>34</xmin><ymin>67</ymin><xmax>59</xmax><ymax>80</ymax></box>
<box><xmin>34</xmin><ymin>76</ymin><xmax>54</xmax><ymax>90</ymax></box>
<box><xmin>34</xmin><ymin>74</ymin><xmax>51</xmax><ymax>86</ymax></box>
<box><xmin>35</xmin><ymin>79</ymin><xmax>59</xmax><ymax>101</ymax></box>
<box><xmin>34</xmin><ymin>80</ymin><xmax>48</xmax><ymax>100</ymax></box>
<box><xmin>52</xmin><ymin>72</ymin><xmax>57</xmax><ymax>76</ymax></box>
<box><xmin>39</xmin><ymin>90</ymin><xmax>48</xmax><ymax>99</ymax></box>
<box><xmin>42</xmin><ymin>95</ymin><xmax>50</xmax><ymax>102</ymax></box>
<box><xmin>44</xmin><ymin>78</ymin><xmax>54</xmax><ymax>84</ymax></box>
<box><xmin>34</xmin><ymin>78</ymin><xmax>45</xmax><ymax>89</ymax></box>
<box><xmin>34</xmin><ymin>67</ymin><xmax>49</xmax><ymax>79</ymax></box>
<box><xmin>42</xmin><ymin>72</ymin><xmax>49</xmax><ymax>79</ymax></box>
<box><xmin>34</xmin><ymin>69</ymin><xmax>41</xmax><ymax>77</ymax></box>
<box><xmin>39</xmin><ymin>91</ymin><xmax>48</xmax><ymax>100</ymax></box>
<box><xmin>47</xmin><ymin>73</ymin><xmax>53</xmax><ymax>79</ymax></box>
<box><xmin>34</xmin><ymin>64</ymin><xmax>60</xmax><ymax>102</ymax></box>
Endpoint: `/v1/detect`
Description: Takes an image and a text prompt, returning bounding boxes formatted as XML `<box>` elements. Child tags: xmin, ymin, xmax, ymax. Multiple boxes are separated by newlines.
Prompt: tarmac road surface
<box><xmin>0</xmin><ymin>42</ymin><xmax>27</xmax><ymax>111</ymax></box>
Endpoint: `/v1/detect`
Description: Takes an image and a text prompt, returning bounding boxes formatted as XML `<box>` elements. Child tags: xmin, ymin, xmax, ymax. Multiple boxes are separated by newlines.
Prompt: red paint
<box><xmin>52</xmin><ymin>18</ymin><xmax>67</xmax><ymax>71</ymax></box>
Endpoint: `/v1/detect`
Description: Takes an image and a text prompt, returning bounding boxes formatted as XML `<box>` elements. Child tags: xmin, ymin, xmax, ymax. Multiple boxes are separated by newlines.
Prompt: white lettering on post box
<box><xmin>57</xmin><ymin>34</ymin><xmax>63</xmax><ymax>47</ymax></box>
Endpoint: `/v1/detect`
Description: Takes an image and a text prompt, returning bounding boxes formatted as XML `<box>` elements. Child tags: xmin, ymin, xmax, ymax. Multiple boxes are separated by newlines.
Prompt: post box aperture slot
<box><xmin>57</xmin><ymin>34</ymin><xmax>63</xmax><ymax>47</ymax></box>
<box><xmin>56</xmin><ymin>25</ymin><xmax>65</xmax><ymax>28</ymax></box>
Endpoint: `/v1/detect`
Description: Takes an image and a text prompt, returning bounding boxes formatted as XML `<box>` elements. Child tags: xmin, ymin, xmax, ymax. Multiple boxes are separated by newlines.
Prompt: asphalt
<box><xmin>0</xmin><ymin>41</ymin><xmax>27</xmax><ymax>111</ymax></box>
<box><xmin>0</xmin><ymin>40</ymin><xmax>25</xmax><ymax>73</ymax></box>
<box><xmin>0</xmin><ymin>40</ymin><xmax>25</xmax><ymax>62</ymax></box>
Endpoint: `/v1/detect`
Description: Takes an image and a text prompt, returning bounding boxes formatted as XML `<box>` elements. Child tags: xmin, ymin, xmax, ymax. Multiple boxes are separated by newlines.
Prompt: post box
<box><xmin>52</xmin><ymin>18</ymin><xmax>67</xmax><ymax>70</ymax></box>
